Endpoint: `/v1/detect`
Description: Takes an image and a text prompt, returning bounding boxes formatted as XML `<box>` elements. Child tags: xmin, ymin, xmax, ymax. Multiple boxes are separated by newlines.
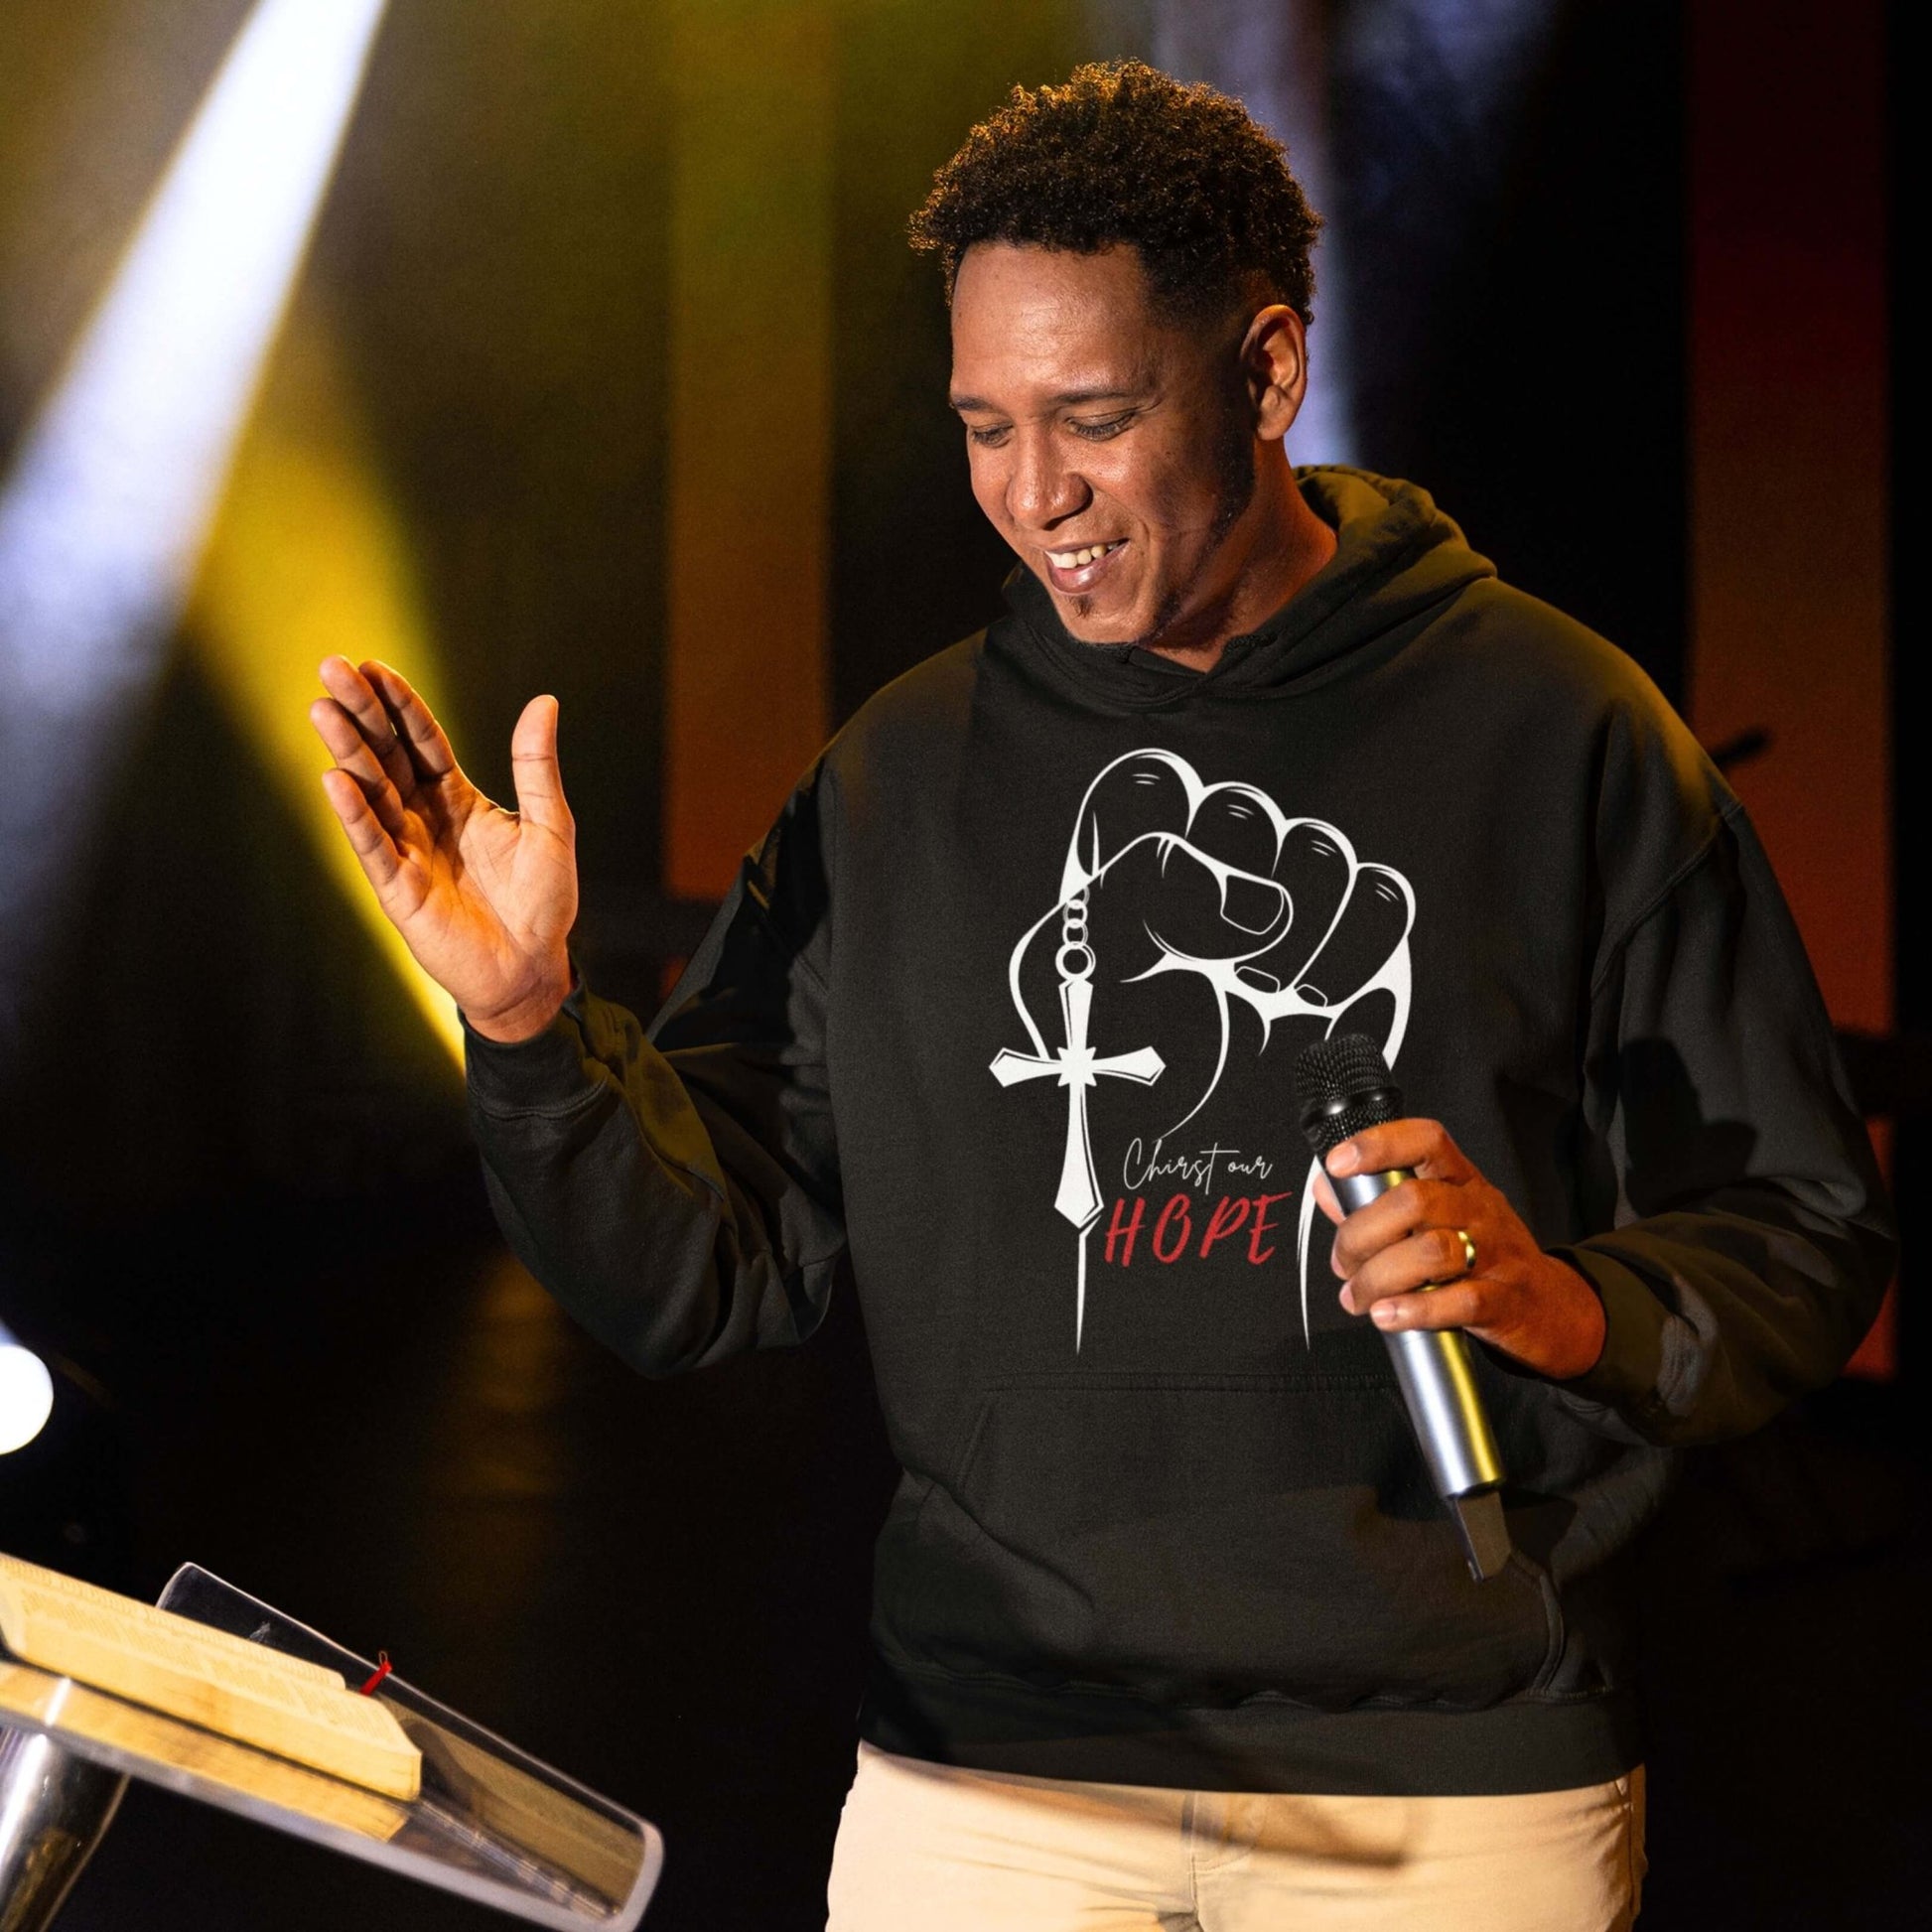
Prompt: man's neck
<box><xmin>1140</xmin><ymin>467</ymin><xmax>1337</xmax><ymax>674</ymax></box>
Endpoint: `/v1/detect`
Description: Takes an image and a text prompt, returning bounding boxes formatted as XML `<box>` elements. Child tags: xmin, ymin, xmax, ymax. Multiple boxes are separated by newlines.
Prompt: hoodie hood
<box><xmin>992</xmin><ymin>467</ymin><xmax>1496</xmax><ymax>711</ymax></box>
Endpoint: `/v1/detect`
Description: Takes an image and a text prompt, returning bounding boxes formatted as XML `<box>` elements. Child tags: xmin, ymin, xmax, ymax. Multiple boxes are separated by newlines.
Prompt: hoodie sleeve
<box><xmin>1550</xmin><ymin>800</ymin><xmax>1894</xmax><ymax>1446</ymax></box>
<box><xmin>462</xmin><ymin>765</ymin><xmax>844</xmax><ymax>1377</ymax></box>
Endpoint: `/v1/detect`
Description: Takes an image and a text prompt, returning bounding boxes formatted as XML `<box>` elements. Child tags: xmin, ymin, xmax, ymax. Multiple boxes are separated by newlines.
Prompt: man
<box><xmin>310</xmin><ymin>62</ymin><xmax>1890</xmax><ymax>1932</ymax></box>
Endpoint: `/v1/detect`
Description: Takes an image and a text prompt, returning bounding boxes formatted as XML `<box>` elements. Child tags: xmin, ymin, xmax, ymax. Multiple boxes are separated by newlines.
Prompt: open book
<box><xmin>0</xmin><ymin>1552</ymin><xmax>420</xmax><ymax>1801</ymax></box>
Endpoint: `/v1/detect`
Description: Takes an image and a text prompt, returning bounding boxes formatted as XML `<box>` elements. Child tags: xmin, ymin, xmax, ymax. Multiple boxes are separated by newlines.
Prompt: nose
<box><xmin>1006</xmin><ymin>427</ymin><xmax>1088</xmax><ymax>531</ymax></box>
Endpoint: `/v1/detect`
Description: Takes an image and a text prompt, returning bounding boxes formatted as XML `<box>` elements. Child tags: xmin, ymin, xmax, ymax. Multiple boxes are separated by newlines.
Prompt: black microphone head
<box><xmin>1294</xmin><ymin>1033</ymin><xmax>1404</xmax><ymax>1158</ymax></box>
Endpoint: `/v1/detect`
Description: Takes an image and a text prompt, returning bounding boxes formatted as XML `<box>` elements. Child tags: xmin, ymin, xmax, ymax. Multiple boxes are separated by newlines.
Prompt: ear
<box><xmin>1239</xmin><ymin>305</ymin><xmax>1311</xmax><ymax>444</ymax></box>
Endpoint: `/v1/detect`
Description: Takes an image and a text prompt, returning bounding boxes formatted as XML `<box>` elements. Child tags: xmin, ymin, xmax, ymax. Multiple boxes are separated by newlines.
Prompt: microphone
<box><xmin>1294</xmin><ymin>1034</ymin><xmax>1512</xmax><ymax>1583</ymax></box>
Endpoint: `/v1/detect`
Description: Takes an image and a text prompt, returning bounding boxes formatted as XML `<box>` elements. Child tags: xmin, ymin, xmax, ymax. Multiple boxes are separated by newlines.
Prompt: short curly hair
<box><xmin>908</xmin><ymin>61</ymin><xmax>1320</xmax><ymax>328</ymax></box>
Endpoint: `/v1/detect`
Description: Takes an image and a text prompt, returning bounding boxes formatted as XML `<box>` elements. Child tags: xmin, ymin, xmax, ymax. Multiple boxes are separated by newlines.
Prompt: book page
<box><xmin>0</xmin><ymin>1553</ymin><xmax>420</xmax><ymax>1801</ymax></box>
<box><xmin>0</xmin><ymin>1556</ymin><xmax>342</xmax><ymax>1688</ymax></box>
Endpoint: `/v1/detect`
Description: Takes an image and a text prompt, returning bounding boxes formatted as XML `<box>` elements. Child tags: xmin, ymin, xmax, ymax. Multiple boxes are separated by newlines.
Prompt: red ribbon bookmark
<box><xmin>357</xmin><ymin>1651</ymin><xmax>393</xmax><ymax>1696</ymax></box>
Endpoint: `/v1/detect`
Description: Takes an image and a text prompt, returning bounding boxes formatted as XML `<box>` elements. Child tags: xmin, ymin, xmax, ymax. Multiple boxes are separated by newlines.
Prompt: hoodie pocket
<box><xmin>874</xmin><ymin>1373</ymin><xmax>1562</xmax><ymax>1713</ymax></box>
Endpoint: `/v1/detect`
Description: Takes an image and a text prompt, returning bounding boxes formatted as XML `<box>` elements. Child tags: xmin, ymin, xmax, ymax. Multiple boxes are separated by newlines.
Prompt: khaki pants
<box><xmin>827</xmin><ymin>1741</ymin><xmax>1645</xmax><ymax>1931</ymax></box>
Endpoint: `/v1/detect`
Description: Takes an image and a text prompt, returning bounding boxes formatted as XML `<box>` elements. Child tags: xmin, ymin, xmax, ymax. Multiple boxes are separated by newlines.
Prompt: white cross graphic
<box><xmin>991</xmin><ymin>969</ymin><xmax>1164</xmax><ymax>1345</ymax></box>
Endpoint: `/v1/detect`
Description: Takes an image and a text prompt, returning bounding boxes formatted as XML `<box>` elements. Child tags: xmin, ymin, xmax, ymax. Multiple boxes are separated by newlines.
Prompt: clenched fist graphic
<box><xmin>992</xmin><ymin>749</ymin><xmax>1417</xmax><ymax>1344</ymax></box>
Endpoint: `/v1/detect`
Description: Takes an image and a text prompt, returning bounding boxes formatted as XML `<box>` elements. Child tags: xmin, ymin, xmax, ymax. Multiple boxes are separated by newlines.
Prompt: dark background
<box><xmin>0</xmin><ymin>2</ymin><xmax>1916</xmax><ymax>1927</ymax></box>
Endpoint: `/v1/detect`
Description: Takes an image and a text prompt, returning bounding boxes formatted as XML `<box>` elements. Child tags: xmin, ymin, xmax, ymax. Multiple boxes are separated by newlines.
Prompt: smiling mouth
<box><xmin>1041</xmin><ymin>537</ymin><xmax>1128</xmax><ymax>593</ymax></box>
<box><xmin>1045</xmin><ymin>538</ymin><xmax>1126</xmax><ymax>570</ymax></box>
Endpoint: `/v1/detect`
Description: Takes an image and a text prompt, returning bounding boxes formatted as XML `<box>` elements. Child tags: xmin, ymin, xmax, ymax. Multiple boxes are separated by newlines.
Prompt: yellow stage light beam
<box><xmin>188</xmin><ymin>294</ymin><xmax>465</xmax><ymax>1068</ymax></box>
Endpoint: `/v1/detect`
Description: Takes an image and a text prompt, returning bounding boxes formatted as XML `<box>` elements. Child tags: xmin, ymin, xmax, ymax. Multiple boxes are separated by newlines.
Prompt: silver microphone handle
<box><xmin>1333</xmin><ymin>1166</ymin><xmax>1510</xmax><ymax>1580</ymax></box>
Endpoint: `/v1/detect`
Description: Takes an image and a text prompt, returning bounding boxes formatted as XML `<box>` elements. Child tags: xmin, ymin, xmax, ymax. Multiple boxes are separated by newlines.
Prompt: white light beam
<box><xmin>0</xmin><ymin>0</ymin><xmax>390</xmax><ymax>1052</ymax></box>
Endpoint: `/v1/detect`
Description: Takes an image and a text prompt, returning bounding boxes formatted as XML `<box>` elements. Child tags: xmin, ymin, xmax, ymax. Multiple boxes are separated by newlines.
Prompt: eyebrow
<box><xmin>948</xmin><ymin>386</ymin><xmax>1142</xmax><ymax>413</ymax></box>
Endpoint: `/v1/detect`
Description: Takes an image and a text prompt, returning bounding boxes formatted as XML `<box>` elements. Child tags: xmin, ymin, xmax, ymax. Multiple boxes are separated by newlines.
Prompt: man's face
<box><xmin>949</xmin><ymin>241</ymin><xmax>1257</xmax><ymax>649</ymax></box>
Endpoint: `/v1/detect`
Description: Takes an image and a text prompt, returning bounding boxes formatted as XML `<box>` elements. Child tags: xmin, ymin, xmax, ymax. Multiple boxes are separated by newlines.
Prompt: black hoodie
<box><xmin>466</xmin><ymin>469</ymin><xmax>1892</xmax><ymax>1796</ymax></box>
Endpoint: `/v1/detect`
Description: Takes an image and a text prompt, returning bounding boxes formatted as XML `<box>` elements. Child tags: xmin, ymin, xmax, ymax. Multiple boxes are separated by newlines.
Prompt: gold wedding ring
<box><xmin>1422</xmin><ymin>1228</ymin><xmax>1478</xmax><ymax>1292</ymax></box>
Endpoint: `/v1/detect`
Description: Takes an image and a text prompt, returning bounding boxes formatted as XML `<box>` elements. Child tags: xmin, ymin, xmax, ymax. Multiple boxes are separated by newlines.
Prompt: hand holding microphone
<box><xmin>1310</xmin><ymin>1122</ymin><xmax>1607</xmax><ymax>1384</ymax></box>
<box><xmin>1294</xmin><ymin>1035</ymin><xmax>1608</xmax><ymax>1581</ymax></box>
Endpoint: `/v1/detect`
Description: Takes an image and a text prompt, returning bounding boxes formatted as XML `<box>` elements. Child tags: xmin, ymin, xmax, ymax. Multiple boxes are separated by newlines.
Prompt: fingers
<box><xmin>508</xmin><ymin>694</ymin><xmax>574</xmax><ymax>841</ymax></box>
<box><xmin>1070</xmin><ymin>752</ymin><xmax>1193</xmax><ymax>880</ymax></box>
<box><xmin>1358</xmin><ymin>1281</ymin><xmax>1487</xmax><ymax>1334</ymax></box>
<box><xmin>1239</xmin><ymin>822</ymin><xmax>1353</xmax><ymax>989</ymax></box>
<box><xmin>1185</xmin><ymin>782</ymin><xmax>1284</xmax><ymax>879</ymax></box>
<box><xmin>310</xmin><ymin>697</ymin><xmax>409</xmax><ymax>840</ymax></box>
<box><xmin>1321</xmin><ymin>1151</ymin><xmax>1482</xmax><ymax>1320</ymax></box>
<box><xmin>318</xmin><ymin>656</ymin><xmax>416</xmax><ymax>796</ymax></box>
<box><xmin>1338</xmin><ymin>1223</ymin><xmax>1477</xmax><ymax>1313</ymax></box>
<box><xmin>1295</xmin><ymin>863</ymin><xmax>1414</xmax><ymax>1010</ymax></box>
<box><xmin>361</xmin><ymin>660</ymin><xmax>458</xmax><ymax>781</ymax></box>
<box><xmin>1069</xmin><ymin>759</ymin><xmax>1308</xmax><ymax>965</ymax></box>
<box><xmin>1144</xmin><ymin>839</ymin><xmax>1286</xmax><ymax>950</ymax></box>
<box><xmin>1327</xmin><ymin>1174</ymin><xmax>1464</xmax><ymax>1276</ymax></box>
<box><xmin>1326</xmin><ymin>1117</ymin><xmax>1473</xmax><ymax>1185</ymax></box>
<box><xmin>1317</xmin><ymin>1136</ymin><xmax>1605</xmax><ymax>1374</ymax></box>
<box><xmin>1363</xmin><ymin>1254</ymin><xmax>1610</xmax><ymax>1378</ymax></box>
<box><xmin>319</xmin><ymin>766</ymin><xmax>402</xmax><ymax>892</ymax></box>
<box><xmin>1084</xmin><ymin>836</ymin><xmax>1285</xmax><ymax>971</ymax></box>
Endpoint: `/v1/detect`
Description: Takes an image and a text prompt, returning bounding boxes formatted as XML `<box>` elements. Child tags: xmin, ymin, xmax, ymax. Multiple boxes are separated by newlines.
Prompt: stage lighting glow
<box><xmin>1090</xmin><ymin>0</ymin><xmax>1356</xmax><ymax>465</ymax></box>
<box><xmin>0</xmin><ymin>0</ymin><xmax>390</xmax><ymax>1050</ymax></box>
<box><xmin>0</xmin><ymin>1341</ymin><xmax>55</xmax><ymax>1456</ymax></box>
<box><xmin>189</xmin><ymin>297</ymin><xmax>465</xmax><ymax>1066</ymax></box>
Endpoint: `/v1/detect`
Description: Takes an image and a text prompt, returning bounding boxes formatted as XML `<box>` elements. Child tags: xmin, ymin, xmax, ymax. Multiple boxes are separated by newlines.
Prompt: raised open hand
<box><xmin>310</xmin><ymin>657</ymin><xmax>577</xmax><ymax>1042</ymax></box>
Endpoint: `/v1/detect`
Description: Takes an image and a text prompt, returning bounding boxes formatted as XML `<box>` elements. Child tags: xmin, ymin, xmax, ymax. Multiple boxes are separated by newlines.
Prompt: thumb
<box><xmin>509</xmin><ymin>694</ymin><xmax>573</xmax><ymax>839</ymax></box>
<box><xmin>1311</xmin><ymin>1166</ymin><xmax>1344</xmax><ymax>1226</ymax></box>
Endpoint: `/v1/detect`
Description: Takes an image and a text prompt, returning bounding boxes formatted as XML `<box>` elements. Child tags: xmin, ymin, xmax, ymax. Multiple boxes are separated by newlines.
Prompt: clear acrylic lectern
<box><xmin>0</xmin><ymin>1564</ymin><xmax>663</xmax><ymax>1929</ymax></box>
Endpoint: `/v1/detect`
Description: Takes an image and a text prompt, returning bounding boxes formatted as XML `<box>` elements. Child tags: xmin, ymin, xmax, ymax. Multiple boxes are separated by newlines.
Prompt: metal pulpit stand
<box><xmin>0</xmin><ymin>1564</ymin><xmax>663</xmax><ymax>1930</ymax></box>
